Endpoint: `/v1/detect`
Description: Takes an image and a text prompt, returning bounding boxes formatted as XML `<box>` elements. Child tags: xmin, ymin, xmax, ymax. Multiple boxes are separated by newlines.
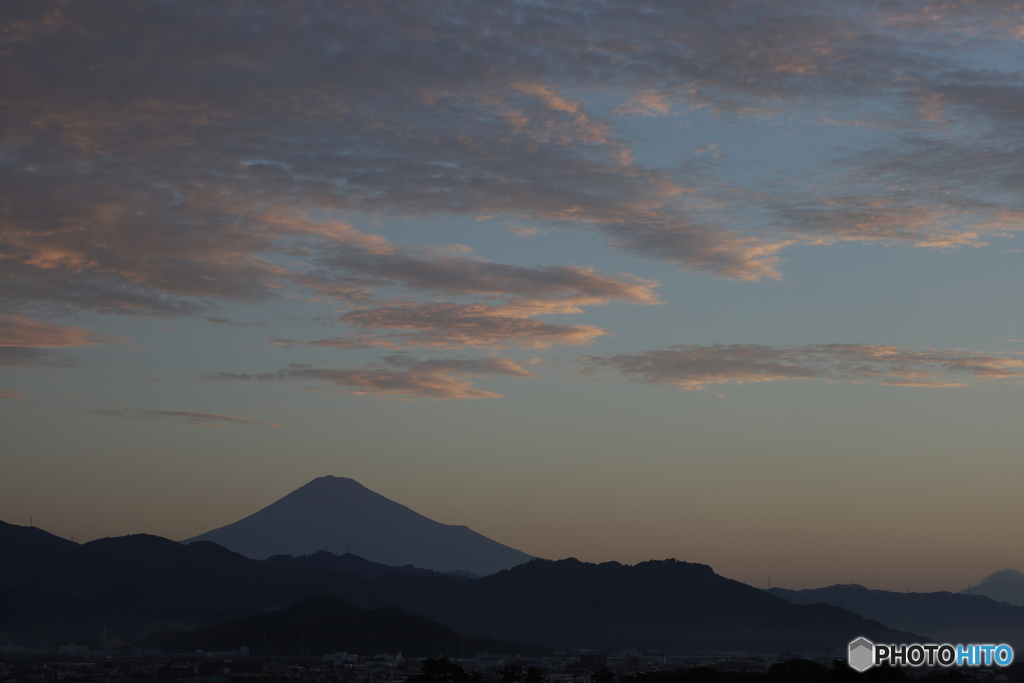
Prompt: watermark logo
<box><xmin>848</xmin><ymin>638</ymin><xmax>1014</xmax><ymax>672</ymax></box>
<box><xmin>848</xmin><ymin>638</ymin><xmax>874</xmax><ymax>672</ymax></box>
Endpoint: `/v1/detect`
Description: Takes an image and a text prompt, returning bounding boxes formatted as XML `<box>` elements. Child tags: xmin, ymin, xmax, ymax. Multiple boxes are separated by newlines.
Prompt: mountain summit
<box><xmin>183</xmin><ymin>476</ymin><xmax>533</xmax><ymax>575</ymax></box>
<box><xmin>961</xmin><ymin>569</ymin><xmax>1024</xmax><ymax>606</ymax></box>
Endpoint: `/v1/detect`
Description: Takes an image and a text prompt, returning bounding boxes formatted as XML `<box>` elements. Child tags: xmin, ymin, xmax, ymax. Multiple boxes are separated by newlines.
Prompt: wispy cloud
<box><xmin>0</xmin><ymin>347</ymin><xmax>76</xmax><ymax>368</ymax></box>
<box><xmin>92</xmin><ymin>408</ymin><xmax>282</xmax><ymax>428</ymax></box>
<box><xmin>17</xmin><ymin>0</ymin><xmax>1020</xmax><ymax>322</ymax></box>
<box><xmin>0</xmin><ymin>314</ymin><xmax>123</xmax><ymax>366</ymax></box>
<box><xmin>342</xmin><ymin>302</ymin><xmax>607</xmax><ymax>349</ymax></box>
<box><xmin>583</xmin><ymin>344</ymin><xmax>1024</xmax><ymax>390</ymax></box>
<box><xmin>0</xmin><ymin>388</ymin><xmax>26</xmax><ymax>400</ymax></box>
<box><xmin>263</xmin><ymin>215</ymin><xmax>658</xmax><ymax>349</ymax></box>
<box><xmin>205</xmin><ymin>317</ymin><xmax>267</xmax><ymax>328</ymax></box>
<box><xmin>2</xmin><ymin>0</ymin><xmax>1023</xmax><ymax>364</ymax></box>
<box><xmin>275</xmin><ymin>302</ymin><xmax>607</xmax><ymax>350</ymax></box>
<box><xmin>505</xmin><ymin>226</ymin><xmax>548</xmax><ymax>237</ymax></box>
<box><xmin>286</xmin><ymin>214</ymin><xmax>661</xmax><ymax>306</ymax></box>
<box><xmin>207</xmin><ymin>356</ymin><xmax>534</xmax><ymax>400</ymax></box>
<box><xmin>0</xmin><ymin>315</ymin><xmax>120</xmax><ymax>348</ymax></box>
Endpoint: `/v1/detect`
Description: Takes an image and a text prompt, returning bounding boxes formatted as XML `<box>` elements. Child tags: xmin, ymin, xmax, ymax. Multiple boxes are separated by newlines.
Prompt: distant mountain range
<box><xmin>960</xmin><ymin>568</ymin><xmax>1024</xmax><ymax>606</ymax></box>
<box><xmin>8</xmin><ymin>476</ymin><xmax>1020</xmax><ymax>654</ymax></box>
<box><xmin>373</xmin><ymin>556</ymin><xmax>919</xmax><ymax>653</ymax></box>
<box><xmin>770</xmin><ymin>583</ymin><xmax>1024</xmax><ymax>649</ymax></box>
<box><xmin>0</xmin><ymin>519</ymin><xmax>915</xmax><ymax>653</ymax></box>
<box><xmin>183</xmin><ymin>476</ymin><xmax>532</xmax><ymax>576</ymax></box>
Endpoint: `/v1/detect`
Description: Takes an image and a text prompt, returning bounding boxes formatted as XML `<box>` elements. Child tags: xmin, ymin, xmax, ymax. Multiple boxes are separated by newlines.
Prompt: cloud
<box><xmin>284</xmin><ymin>212</ymin><xmax>661</xmax><ymax>307</ymax></box>
<box><xmin>263</xmin><ymin>215</ymin><xmax>658</xmax><ymax>348</ymax></box>
<box><xmin>0</xmin><ymin>314</ymin><xmax>123</xmax><ymax>366</ymax></box>
<box><xmin>0</xmin><ymin>315</ymin><xmax>120</xmax><ymax>348</ymax></box>
<box><xmin>92</xmin><ymin>408</ymin><xmax>282</xmax><ymax>428</ymax></box>
<box><xmin>0</xmin><ymin>346</ymin><xmax>75</xmax><ymax>367</ymax></box>
<box><xmin>341</xmin><ymin>302</ymin><xmax>608</xmax><ymax>349</ymax></box>
<box><xmin>583</xmin><ymin>343</ymin><xmax>1024</xmax><ymax>390</ymax></box>
<box><xmin>276</xmin><ymin>302</ymin><xmax>607</xmax><ymax>350</ymax></box>
<box><xmin>0</xmin><ymin>388</ymin><xmax>26</xmax><ymax>400</ymax></box>
<box><xmin>3</xmin><ymin>0</ymin><xmax>1023</xmax><ymax>324</ymax></box>
<box><xmin>205</xmin><ymin>317</ymin><xmax>267</xmax><ymax>328</ymax></box>
<box><xmin>269</xmin><ymin>335</ymin><xmax>397</xmax><ymax>351</ymax></box>
<box><xmin>505</xmin><ymin>226</ymin><xmax>547</xmax><ymax>237</ymax></box>
<box><xmin>208</xmin><ymin>356</ymin><xmax>534</xmax><ymax>400</ymax></box>
<box><xmin>0</xmin><ymin>0</ymin><xmax>870</xmax><ymax>320</ymax></box>
<box><xmin>767</xmin><ymin>118</ymin><xmax>1024</xmax><ymax>248</ymax></box>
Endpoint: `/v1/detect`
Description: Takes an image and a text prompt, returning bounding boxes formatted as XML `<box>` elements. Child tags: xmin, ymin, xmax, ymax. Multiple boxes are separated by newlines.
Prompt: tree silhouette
<box><xmin>498</xmin><ymin>666</ymin><xmax>524</xmax><ymax>683</ymax></box>
<box><xmin>525</xmin><ymin>667</ymin><xmax>546</xmax><ymax>683</ymax></box>
<box><xmin>409</xmin><ymin>659</ymin><xmax>483</xmax><ymax>683</ymax></box>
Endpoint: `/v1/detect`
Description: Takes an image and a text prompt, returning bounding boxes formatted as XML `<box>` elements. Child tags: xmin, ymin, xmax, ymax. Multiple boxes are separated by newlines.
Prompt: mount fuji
<box><xmin>183</xmin><ymin>476</ymin><xmax>533</xmax><ymax>576</ymax></box>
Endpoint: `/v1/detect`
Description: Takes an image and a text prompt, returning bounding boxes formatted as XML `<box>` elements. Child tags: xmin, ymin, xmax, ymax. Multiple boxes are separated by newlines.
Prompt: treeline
<box><xmin>409</xmin><ymin>658</ymin><xmax>979</xmax><ymax>683</ymax></box>
<box><xmin>624</xmin><ymin>659</ymin><xmax>976</xmax><ymax>683</ymax></box>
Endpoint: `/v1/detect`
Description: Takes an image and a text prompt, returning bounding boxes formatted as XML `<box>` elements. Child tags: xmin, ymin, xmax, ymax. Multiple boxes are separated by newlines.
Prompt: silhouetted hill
<box><xmin>0</xmin><ymin>529</ymin><xmax>455</xmax><ymax>613</ymax></box>
<box><xmin>142</xmin><ymin>594</ymin><xmax>552</xmax><ymax>657</ymax></box>
<box><xmin>0</xmin><ymin>584</ymin><xmax>262</xmax><ymax>647</ymax></box>
<box><xmin>263</xmin><ymin>550</ymin><xmax>454</xmax><ymax>580</ymax></box>
<box><xmin>362</xmin><ymin>558</ymin><xmax>918</xmax><ymax>653</ymax></box>
<box><xmin>183</xmin><ymin>476</ymin><xmax>533</xmax><ymax>575</ymax></box>
<box><xmin>960</xmin><ymin>569</ymin><xmax>1024</xmax><ymax>606</ymax></box>
<box><xmin>0</xmin><ymin>519</ymin><xmax>77</xmax><ymax>548</ymax></box>
<box><xmin>770</xmin><ymin>584</ymin><xmax>1024</xmax><ymax>648</ymax></box>
<box><xmin>1</xmin><ymin>519</ymin><xmax>918</xmax><ymax>652</ymax></box>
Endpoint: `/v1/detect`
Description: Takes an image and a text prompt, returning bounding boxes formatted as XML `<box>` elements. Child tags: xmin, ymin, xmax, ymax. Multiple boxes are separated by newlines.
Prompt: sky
<box><xmin>2</xmin><ymin>0</ymin><xmax>1024</xmax><ymax>594</ymax></box>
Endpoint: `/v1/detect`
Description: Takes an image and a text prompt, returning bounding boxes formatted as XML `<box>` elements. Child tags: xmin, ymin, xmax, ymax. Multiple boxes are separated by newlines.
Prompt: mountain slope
<box><xmin>960</xmin><ymin>569</ymin><xmax>1024</xmax><ymax>606</ymax></box>
<box><xmin>142</xmin><ymin>594</ymin><xmax>552</xmax><ymax>657</ymax></box>
<box><xmin>0</xmin><ymin>521</ymin><xmax>917</xmax><ymax>652</ymax></box>
<box><xmin>770</xmin><ymin>583</ymin><xmax>1024</xmax><ymax>648</ymax></box>
<box><xmin>0</xmin><ymin>519</ymin><xmax>77</xmax><ymax>548</ymax></box>
<box><xmin>354</xmin><ymin>558</ymin><xmax>919</xmax><ymax>653</ymax></box>
<box><xmin>183</xmin><ymin>476</ymin><xmax>533</xmax><ymax>576</ymax></box>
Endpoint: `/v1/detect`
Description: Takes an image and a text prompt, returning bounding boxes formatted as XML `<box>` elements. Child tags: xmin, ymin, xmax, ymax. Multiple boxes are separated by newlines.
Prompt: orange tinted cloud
<box><xmin>0</xmin><ymin>314</ymin><xmax>123</xmax><ymax>366</ymax></box>
<box><xmin>3</xmin><ymin>0</ymin><xmax>1023</xmax><ymax>318</ymax></box>
<box><xmin>0</xmin><ymin>389</ymin><xmax>26</xmax><ymax>400</ymax></box>
<box><xmin>266</xmin><ymin>222</ymin><xmax>658</xmax><ymax>349</ymax></box>
<box><xmin>0</xmin><ymin>315</ymin><xmax>119</xmax><ymax>348</ymax></box>
<box><xmin>208</xmin><ymin>356</ymin><xmax>534</xmax><ymax>401</ymax></box>
<box><xmin>336</xmin><ymin>302</ymin><xmax>607</xmax><ymax>349</ymax></box>
<box><xmin>584</xmin><ymin>344</ymin><xmax>1024</xmax><ymax>390</ymax></box>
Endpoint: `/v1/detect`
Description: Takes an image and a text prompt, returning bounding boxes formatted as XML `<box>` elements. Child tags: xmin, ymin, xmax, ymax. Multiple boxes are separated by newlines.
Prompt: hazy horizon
<box><xmin>4</xmin><ymin>473</ymin><xmax>1020</xmax><ymax>594</ymax></box>
<box><xmin>3</xmin><ymin>0</ymin><xmax>1024</xmax><ymax>595</ymax></box>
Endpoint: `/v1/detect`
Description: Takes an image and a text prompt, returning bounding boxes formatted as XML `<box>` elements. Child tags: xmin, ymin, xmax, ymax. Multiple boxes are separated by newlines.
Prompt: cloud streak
<box><xmin>265</xmin><ymin>214</ymin><xmax>658</xmax><ymax>349</ymax></box>
<box><xmin>0</xmin><ymin>315</ymin><xmax>120</xmax><ymax>348</ymax></box>
<box><xmin>340</xmin><ymin>302</ymin><xmax>607</xmax><ymax>349</ymax></box>
<box><xmin>583</xmin><ymin>344</ymin><xmax>1024</xmax><ymax>390</ymax></box>
<box><xmin>208</xmin><ymin>356</ymin><xmax>534</xmax><ymax>400</ymax></box>
<box><xmin>0</xmin><ymin>314</ymin><xmax>123</xmax><ymax>366</ymax></box>
<box><xmin>276</xmin><ymin>302</ymin><xmax>606</xmax><ymax>350</ymax></box>
<box><xmin>93</xmin><ymin>409</ymin><xmax>282</xmax><ymax>428</ymax></box>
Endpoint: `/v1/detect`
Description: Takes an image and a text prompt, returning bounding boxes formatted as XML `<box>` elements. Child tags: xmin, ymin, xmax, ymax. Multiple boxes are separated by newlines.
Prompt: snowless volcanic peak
<box><xmin>183</xmin><ymin>476</ymin><xmax>533</xmax><ymax>576</ymax></box>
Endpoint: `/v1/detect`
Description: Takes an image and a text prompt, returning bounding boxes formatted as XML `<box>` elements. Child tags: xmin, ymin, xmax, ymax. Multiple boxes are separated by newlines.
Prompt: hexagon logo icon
<box><xmin>848</xmin><ymin>637</ymin><xmax>875</xmax><ymax>672</ymax></box>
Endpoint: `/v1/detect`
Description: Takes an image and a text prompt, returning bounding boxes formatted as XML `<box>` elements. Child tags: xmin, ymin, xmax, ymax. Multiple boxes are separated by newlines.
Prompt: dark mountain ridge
<box><xmin>960</xmin><ymin>568</ymin><xmax>1024</xmax><ymax>606</ymax></box>
<box><xmin>770</xmin><ymin>583</ymin><xmax>1024</xmax><ymax>649</ymax></box>
<box><xmin>385</xmin><ymin>557</ymin><xmax>917</xmax><ymax>652</ymax></box>
<box><xmin>0</xmin><ymin>519</ymin><xmax>918</xmax><ymax>653</ymax></box>
<box><xmin>0</xmin><ymin>519</ymin><xmax>77</xmax><ymax>548</ymax></box>
<box><xmin>142</xmin><ymin>594</ymin><xmax>552</xmax><ymax>657</ymax></box>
